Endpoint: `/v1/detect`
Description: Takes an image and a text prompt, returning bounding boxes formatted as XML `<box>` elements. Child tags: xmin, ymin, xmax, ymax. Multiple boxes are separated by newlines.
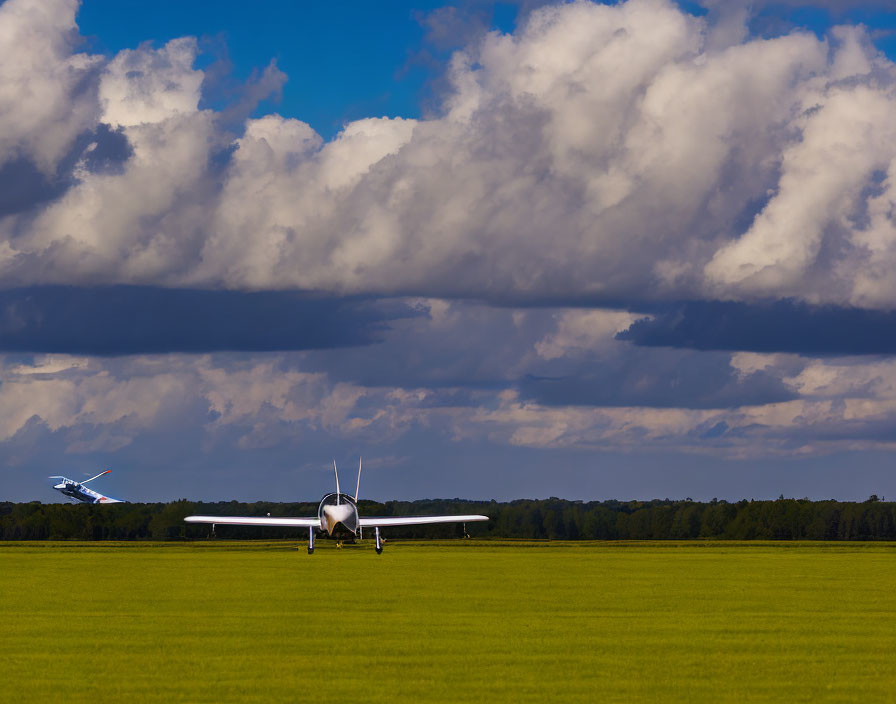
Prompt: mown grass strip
<box><xmin>1</xmin><ymin>543</ymin><xmax>895</xmax><ymax>703</ymax></box>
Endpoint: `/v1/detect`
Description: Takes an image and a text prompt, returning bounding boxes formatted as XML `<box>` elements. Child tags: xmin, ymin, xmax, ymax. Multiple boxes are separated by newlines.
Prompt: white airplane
<box><xmin>49</xmin><ymin>470</ymin><xmax>124</xmax><ymax>504</ymax></box>
<box><xmin>184</xmin><ymin>459</ymin><xmax>488</xmax><ymax>554</ymax></box>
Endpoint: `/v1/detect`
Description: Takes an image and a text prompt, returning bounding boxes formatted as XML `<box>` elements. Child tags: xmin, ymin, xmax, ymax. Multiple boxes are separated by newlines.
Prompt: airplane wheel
<box><xmin>375</xmin><ymin>547</ymin><xmax>382</xmax><ymax>555</ymax></box>
<box><xmin>307</xmin><ymin>547</ymin><xmax>314</xmax><ymax>554</ymax></box>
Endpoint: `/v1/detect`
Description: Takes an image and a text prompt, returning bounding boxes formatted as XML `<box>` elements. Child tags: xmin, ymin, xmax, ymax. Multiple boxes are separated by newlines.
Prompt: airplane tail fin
<box><xmin>355</xmin><ymin>456</ymin><xmax>362</xmax><ymax>502</ymax></box>
<box><xmin>82</xmin><ymin>469</ymin><xmax>111</xmax><ymax>485</ymax></box>
<box><xmin>333</xmin><ymin>460</ymin><xmax>341</xmax><ymax>504</ymax></box>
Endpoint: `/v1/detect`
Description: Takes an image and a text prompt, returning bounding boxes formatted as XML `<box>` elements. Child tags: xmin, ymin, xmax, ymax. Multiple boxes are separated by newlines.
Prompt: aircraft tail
<box><xmin>333</xmin><ymin>460</ymin><xmax>341</xmax><ymax>504</ymax></box>
<box><xmin>82</xmin><ymin>469</ymin><xmax>112</xmax><ymax>485</ymax></box>
<box><xmin>332</xmin><ymin>458</ymin><xmax>363</xmax><ymax>502</ymax></box>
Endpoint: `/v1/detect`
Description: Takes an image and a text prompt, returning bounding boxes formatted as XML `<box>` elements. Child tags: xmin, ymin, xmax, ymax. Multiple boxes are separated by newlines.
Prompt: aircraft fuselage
<box><xmin>317</xmin><ymin>493</ymin><xmax>360</xmax><ymax>538</ymax></box>
<box><xmin>52</xmin><ymin>480</ymin><xmax>122</xmax><ymax>504</ymax></box>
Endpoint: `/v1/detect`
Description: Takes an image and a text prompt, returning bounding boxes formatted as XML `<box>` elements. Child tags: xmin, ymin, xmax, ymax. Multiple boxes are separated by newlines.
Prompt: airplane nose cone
<box><xmin>323</xmin><ymin>503</ymin><xmax>356</xmax><ymax>535</ymax></box>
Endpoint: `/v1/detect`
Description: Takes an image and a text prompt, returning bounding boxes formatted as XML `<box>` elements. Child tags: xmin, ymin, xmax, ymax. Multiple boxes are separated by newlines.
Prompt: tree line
<box><xmin>2</xmin><ymin>496</ymin><xmax>896</xmax><ymax>541</ymax></box>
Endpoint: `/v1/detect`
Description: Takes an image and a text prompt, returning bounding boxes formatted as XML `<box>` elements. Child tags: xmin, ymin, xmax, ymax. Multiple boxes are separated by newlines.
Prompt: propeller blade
<box><xmin>355</xmin><ymin>456</ymin><xmax>362</xmax><ymax>502</ymax></box>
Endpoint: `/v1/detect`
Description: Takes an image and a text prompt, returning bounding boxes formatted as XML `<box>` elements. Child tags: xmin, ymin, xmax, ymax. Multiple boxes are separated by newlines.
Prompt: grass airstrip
<box><xmin>1</xmin><ymin>540</ymin><xmax>895</xmax><ymax>703</ymax></box>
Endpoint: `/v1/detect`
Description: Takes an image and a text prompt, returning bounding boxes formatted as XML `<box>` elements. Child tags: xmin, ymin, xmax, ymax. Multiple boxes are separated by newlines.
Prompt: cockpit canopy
<box><xmin>318</xmin><ymin>492</ymin><xmax>357</xmax><ymax>508</ymax></box>
<box><xmin>317</xmin><ymin>493</ymin><xmax>360</xmax><ymax>535</ymax></box>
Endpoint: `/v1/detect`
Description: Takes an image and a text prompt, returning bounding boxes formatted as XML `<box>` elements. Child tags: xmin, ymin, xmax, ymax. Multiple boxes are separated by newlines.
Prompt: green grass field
<box><xmin>2</xmin><ymin>540</ymin><xmax>895</xmax><ymax>703</ymax></box>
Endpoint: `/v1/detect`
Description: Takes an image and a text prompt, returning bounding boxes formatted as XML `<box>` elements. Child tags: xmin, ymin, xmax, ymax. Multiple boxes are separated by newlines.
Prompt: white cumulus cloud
<box><xmin>0</xmin><ymin>0</ymin><xmax>100</xmax><ymax>172</ymax></box>
<box><xmin>2</xmin><ymin>0</ymin><xmax>896</xmax><ymax>308</ymax></box>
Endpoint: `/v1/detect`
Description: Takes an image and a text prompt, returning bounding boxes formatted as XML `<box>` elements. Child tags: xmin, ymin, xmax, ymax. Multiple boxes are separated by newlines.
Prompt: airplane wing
<box><xmin>359</xmin><ymin>514</ymin><xmax>488</xmax><ymax>527</ymax></box>
<box><xmin>95</xmin><ymin>495</ymin><xmax>124</xmax><ymax>504</ymax></box>
<box><xmin>184</xmin><ymin>515</ymin><xmax>319</xmax><ymax>527</ymax></box>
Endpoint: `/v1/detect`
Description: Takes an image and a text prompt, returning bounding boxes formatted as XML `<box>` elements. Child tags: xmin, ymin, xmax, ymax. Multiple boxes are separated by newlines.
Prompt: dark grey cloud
<box><xmin>296</xmin><ymin>303</ymin><xmax>800</xmax><ymax>411</ymax></box>
<box><xmin>518</xmin><ymin>349</ymin><xmax>796</xmax><ymax>409</ymax></box>
<box><xmin>0</xmin><ymin>124</ymin><xmax>131</xmax><ymax>217</ymax></box>
<box><xmin>618</xmin><ymin>300</ymin><xmax>896</xmax><ymax>356</ymax></box>
<box><xmin>0</xmin><ymin>157</ymin><xmax>67</xmax><ymax>217</ymax></box>
<box><xmin>80</xmin><ymin>123</ymin><xmax>132</xmax><ymax>174</ymax></box>
<box><xmin>1</xmin><ymin>129</ymin><xmax>133</xmax><ymax>228</ymax></box>
<box><xmin>0</xmin><ymin>287</ymin><xmax>417</xmax><ymax>354</ymax></box>
<box><xmin>299</xmin><ymin>302</ymin><xmax>553</xmax><ymax>390</ymax></box>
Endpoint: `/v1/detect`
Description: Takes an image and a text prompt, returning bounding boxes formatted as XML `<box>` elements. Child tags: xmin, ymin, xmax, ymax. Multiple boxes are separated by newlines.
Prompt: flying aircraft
<box><xmin>49</xmin><ymin>470</ymin><xmax>124</xmax><ymax>504</ymax></box>
<box><xmin>184</xmin><ymin>459</ymin><xmax>488</xmax><ymax>554</ymax></box>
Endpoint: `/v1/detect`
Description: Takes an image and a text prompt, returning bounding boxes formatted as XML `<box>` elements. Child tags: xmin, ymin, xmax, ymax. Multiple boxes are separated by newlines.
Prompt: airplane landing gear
<box><xmin>375</xmin><ymin>526</ymin><xmax>383</xmax><ymax>554</ymax></box>
<box><xmin>307</xmin><ymin>526</ymin><xmax>315</xmax><ymax>554</ymax></box>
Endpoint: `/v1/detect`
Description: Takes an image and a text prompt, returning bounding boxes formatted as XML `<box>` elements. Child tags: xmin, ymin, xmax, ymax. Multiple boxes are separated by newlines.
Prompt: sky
<box><xmin>3</xmin><ymin>0</ymin><xmax>896</xmax><ymax>503</ymax></box>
